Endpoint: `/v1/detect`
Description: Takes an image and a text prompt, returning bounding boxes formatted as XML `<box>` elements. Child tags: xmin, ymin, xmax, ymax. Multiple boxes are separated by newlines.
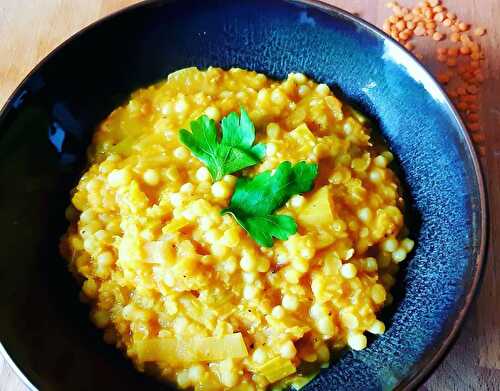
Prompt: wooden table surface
<box><xmin>0</xmin><ymin>0</ymin><xmax>498</xmax><ymax>390</ymax></box>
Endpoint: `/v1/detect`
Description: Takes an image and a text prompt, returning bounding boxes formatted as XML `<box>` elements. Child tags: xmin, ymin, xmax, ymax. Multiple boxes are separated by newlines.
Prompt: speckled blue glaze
<box><xmin>0</xmin><ymin>1</ymin><xmax>486</xmax><ymax>390</ymax></box>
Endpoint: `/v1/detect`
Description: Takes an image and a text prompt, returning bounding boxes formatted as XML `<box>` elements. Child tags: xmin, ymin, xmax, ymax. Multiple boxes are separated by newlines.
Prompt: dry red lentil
<box><xmin>384</xmin><ymin>0</ymin><xmax>488</xmax><ymax>156</ymax></box>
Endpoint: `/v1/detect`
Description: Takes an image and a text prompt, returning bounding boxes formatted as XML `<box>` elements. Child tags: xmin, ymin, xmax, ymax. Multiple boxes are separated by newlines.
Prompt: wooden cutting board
<box><xmin>0</xmin><ymin>1</ymin><xmax>498</xmax><ymax>390</ymax></box>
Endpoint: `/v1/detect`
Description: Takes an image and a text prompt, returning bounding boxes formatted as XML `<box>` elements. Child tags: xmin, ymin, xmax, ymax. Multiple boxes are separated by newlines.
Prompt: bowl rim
<box><xmin>0</xmin><ymin>0</ymin><xmax>488</xmax><ymax>390</ymax></box>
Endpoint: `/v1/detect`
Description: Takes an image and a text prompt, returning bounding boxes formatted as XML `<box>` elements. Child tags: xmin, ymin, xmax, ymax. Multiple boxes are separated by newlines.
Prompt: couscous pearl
<box><xmin>310</xmin><ymin>303</ymin><xmax>327</xmax><ymax>319</ymax></box>
<box><xmin>279</xmin><ymin>341</ymin><xmax>297</xmax><ymax>359</ymax></box>
<box><xmin>282</xmin><ymin>294</ymin><xmax>299</xmax><ymax>311</ymax></box>
<box><xmin>92</xmin><ymin>310</ymin><xmax>110</xmax><ymax>328</ymax></box>
<box><xmin>365</xmin><ymin>257</ymin><xmax>378</xmax><ymax>272</ymax></box>
<box><xmin>82</xmin><ymin>279</ymin><xmax>98</xmax><ymax>298</ymax></box>
<box><xmin>86</xmin><ymin>179</ymin><xmax>101</xmax><ymax>192</ymax></box>
<box><xmin>382</xmin><ymin>151</ymin><xmax>394</xmax><ymax>162</ymax></box>
<box><xmin>177</xmin><ymin>370</ymin><xmax>190</xmax><ymax>388</ymax></box>
<box><xmin>315</xmin><ymin>83</ymin><xmax>330</xmax><ymax>96</ymax></box>
<box><xmin>392</xmin><ymin>248</ymin><xmax>407</xmax><ymax>263</ymax></box>
<box><xmin>382</xmin><ymin>238</ymin><xmax>398</xmax><ymax>253</ymax></box>
<box><xmin>300</xmin><ymin>247</ymin><xmax>315</xmax><ymax>260</ymax></box>
<box><xmin>222</xmin><ymin>258</ymin><xmax>237</xmax><ymax>274</ymax></box>
<box><xmin>347</xmin><ymin>332</ymin><xmax>367</xmax><ymax>350</ymax></box>
<box><xmin>212</xmin><ymin>243</ymin><xmax>228</xmax><ymax>258</ymax></box>
<box><xmin>173</xmin><ymin>146</ymin><xmax>189</xmax><ymax>160</ymax></box>
<box><xmin>97</xmin><ymin>251</ymin><xmax>114</xmax><ymax>266</ymax></box>
<box><xmin>160</xmin><ymin>102</ymin><xmax>172</xmax><ymax>115</ymax></box>
<box><xmin>195</xmin><ymin>167</ymin><xmax>211</xmax><ymax>182</ymax></box>
<box><xmin>401</xmin><ymin>238</ymin><xmax>415</xmax><ymax>252</ymax></box>
<box><xmin>266</xmin><ymin>143</ymin><xmax>277</xmax><ymax>156</ymax></box>
<box><xmin>374</xmin><ymin>155</ymin><xmax>388</xmax><ymax>168</ymax></box>
<box><xmin>302</xmin><ymin>352</ymin><xmax>318</xmax><ymax>363</ymax></box>
<box><xmin>343</xmin><ymin>121</ymin><xmax>353</xmax><ymax>135</ymax></box>
<box><xmin>341</xmin><ymin>263</ymin><xmax>357</xmax><ymax>279</ymax></box>
<box><xmin>252</xmin><ymin>348</ymin><xmax>267</xmax><ymax>364</ymax></box>
<box><xmin>223</xmin><ymin>174</ymin><xmax>237</xmax><ymax>186</ymax></box>
<box><xmin>163</xmin><ymin>166</ymin><xmax>179</xmax><ymax>182</ymax></box>
<box><xmin>292</xmin><ymin>257</ymin><xmax>309</xmax><ymax>273</ymax></box>
<box><xmin>368</xmin><ymin>320</ymin><xmax>386</xmax><ymax>335</ymax></box>
<box><xmin>221</xmin><ymin>371</ymin><xmax>239</xmax><ymax>388</ymax></box>
<box><xmin>357</xmin><ymin>207</ymin><xmax>372</xmax><ymax>222</ymax></box>
<box><xmin>332</xmin><ymin>220</ymin><xmax>346</xmax><ymax>232</ymax></box>
<box><xmin>256</xmin><ymin>258</ymin><xmax>270</xmax><ymax>273</ymax></box>
<box><xmin>381</xmin><ymin>273</ymin><xmax>395</xmax><ymax>289</ymax></box>
<box><xmin>204</xmin><ymin>106</ymin><xmax>220</xmax><ymax>120</ymax></box>
<box><xmin>243</xmin><ymin>285</ymin><xmax>259</xmax><ymax>300</ymax></box>
<box><xmin>221</xmin><ymin>229</ymin><xmax>240</xmax><ymax>248</ymax></box>
<box><xmin>108</xmin><ymin>169</ymin><xmax>131</xmax><ymax>187</ymax></box>
<box><xmin>180</xmin><ymin>183</ymin><xmax>194</xmax><ymax>193</ymax></box>
<box><xmin>317</xmin><ymin>344</ymin><xmax>330</xmax><ymax>362</ymax></box>
<box><xmin>292</xmin><ymin>72</ymin><xmax>307</xmax><ymax>84</ymax></box>
<box><xmin>257</xmin><ymin>89</ymin><xmax>269</xmax><ymax>103</ymax></box>
<box><xmin>240</xmin><ymin>252</ymin><xmax>257</xmax><ymax>272</ymax></box>
<box><xmin>80</xmin><ymin>209</ymin><xmax>95</xmax><ymax>223</ymax></box>
<box><xmin>298</xmin><ymin>85</ymin><xmax>310</xmax><ymax>96</ymax></box>
<box><xmin>188</xmin><ymin>365</ymin><xmax>204</xmax><ymax>382</ymax></box>
<box><xmin>83</xmin><ymin>237</ymin><xmax>99</xmax><ymax>253</ymax></box>
<box><xmin>271</xmin><ymin>89</ymin><xmax>287</xmax><ymax>105</ymax></box>
<box><xmin>211</xmin><ymin>181</ymin><xmax>230</xmax><ymax>199</ymax></box>
<box><xmin>371</xmin><ymin>284</ymin><xmax>387</xmax><ymax>304</ymax></box>
<box><xmin>340</xmin><ymin>312</ymin><xmax>359</xmax><ymax>329</ymax></box>
<box><xmin>170</xmin><ymin>193</ymin><xmax>183</xmax><ymax>207</ymax></box>
<box><xmin>272</xmin><ymin>305</ymin><xmax>285</xmax><ymax>319</ymax></box>
<box><xmin>243</xmin><ymin>272</ymin><xmax>257</xmax><ymax>284</ymax></box>
<box><xmin>143</xmin><ymin>169</ymin><xmax>160</xmax><ymax>186</ymax></box>
<box><xmin>221</xmin><ymin>214</ymin><xmax>233</xmax><ymax>225</ymax></box>
<box><xmin>317</xmin><ymin>317</ymin><xmax>335</xmax><ymax>336</ymax></box>
<box><xmin>369</xmin><ymin>168</ymin><xmax>383</xmax><ymax>183</ymax></box>
<box><xmin>266</xmin><ymin>123</ymin><xmax>281</xmax><ymax>138</ymax></box>
<box><xmin>290</xmin><ymin>195</ymin><xmax>305</xmax><ymax>208</ymax></box>
<box><xmin>175</xmin><ymin>99</ymin><xmax>189</xmax><ymax>113</ymax></box>
<box><xmin>284</xmin><ymin>268</ymin><xmax>300</xmax><ymax>284</ymax></box>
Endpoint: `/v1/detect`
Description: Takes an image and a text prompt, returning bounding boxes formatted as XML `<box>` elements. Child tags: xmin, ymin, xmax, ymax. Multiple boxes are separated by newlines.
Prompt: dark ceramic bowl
<box><xmin>0</xmin><ymin>0</ymin><xmax>487</xmax><ymax>390</ymax></box>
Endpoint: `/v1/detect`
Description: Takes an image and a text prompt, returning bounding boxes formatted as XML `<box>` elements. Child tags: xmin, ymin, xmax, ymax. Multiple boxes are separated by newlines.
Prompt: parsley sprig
<box><xmin>222</xmin><ymin>161</ymin><xmax>318</xmax><ymax>247</ymax></box>
<box><xmin>179</xmin><ymin>108</ymin><xmax>265</xmax><ymax>181</ymax></box>
<box><xmin>179</xmin><ymin>109</ymin><xmax>318</xmax><ymax>247</ymax></box>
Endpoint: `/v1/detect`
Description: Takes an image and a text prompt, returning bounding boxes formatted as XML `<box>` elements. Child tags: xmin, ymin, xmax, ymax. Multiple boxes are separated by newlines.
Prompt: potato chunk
<box><xmin>136</xmin><ymin>333</ymin><xmax>248</xmax><ymax>364</ymax></box>
<box><xmin>297</xmin><ymin>186</ymin><xmax>334</xmax><ymax>228</ymax></box>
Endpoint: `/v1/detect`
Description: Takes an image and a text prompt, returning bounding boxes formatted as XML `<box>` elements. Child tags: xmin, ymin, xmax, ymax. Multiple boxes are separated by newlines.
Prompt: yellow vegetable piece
<box><xmin>110</xmin><ymin>135</ymin><xmax>136</xmax><ymax>156</ymax></box>
<box><xmin>349</xmin><ymin>106</ymin><xmax>369</xmax><ymax>124</ymax></box>
<box><xmin>315</xmin><ymin>230</ymin><xmax>335</xmax><ymax>249</ymax></box>
<box><xmin>285</xmin><ymin>123</ymin><xmax>316</xmax><ymax>156</ymax></box>
<box><xmin>136</xmin><ymin>333</ymin><xmax>248</xmax><ymax>364</ymax></box>
<box><xmin>163</xmin><ymin>217</ymin><xmax>190</xmax><ymax>233</ymax></box>
<box><xmin>71</xmin><ymin>191</ymin><xmax>87</xmax><ymax>211</ymax></box>
<box><xmin>324</xmin><ymin>95</ymin><xmax>344</xmax><ymax>121</ymax></box>
<box><xmin>257</xmin><ymin>356</ymin><xmax>297</xmax><ymax>383</ymax></box>
<box><xmin>297</xmin><ymin>186</ymin><xmax>334</xmax><ymax>228</ymax></box>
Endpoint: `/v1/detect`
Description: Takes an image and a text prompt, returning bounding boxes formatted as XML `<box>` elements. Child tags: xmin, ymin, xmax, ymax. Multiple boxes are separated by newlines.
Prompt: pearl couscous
<box><xmin>60</xmin><ymin>67</ymin><xmax>413</xmax><ymax>390</ymax></box>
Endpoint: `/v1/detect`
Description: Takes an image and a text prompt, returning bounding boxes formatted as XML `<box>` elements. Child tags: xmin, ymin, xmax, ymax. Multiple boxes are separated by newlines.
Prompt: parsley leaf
<box><xmin>222</xmin><ymin>161</ymin><xmax>318</xmax><ymax>247</ymax></box>
<box><xmin>179</xmin><ymin>108</ymin><xmax>265</xmax><ymax>181</ymax></box>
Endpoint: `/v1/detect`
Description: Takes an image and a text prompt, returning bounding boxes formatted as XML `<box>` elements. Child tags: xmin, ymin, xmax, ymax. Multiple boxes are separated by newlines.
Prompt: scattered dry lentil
<box><xmin>432</xmin><ymin>31</ymin><xmax>445</xmax><ymax>41</ymax></box>
<box><xmin>474</xmin><ymin>27</ymin><xmax>486</xmax><ymax>36</ymax></box>
<box><xmin>384</xmin><ymin>0</ymin><xmax>488</xmax><ymax>156</ymax></box>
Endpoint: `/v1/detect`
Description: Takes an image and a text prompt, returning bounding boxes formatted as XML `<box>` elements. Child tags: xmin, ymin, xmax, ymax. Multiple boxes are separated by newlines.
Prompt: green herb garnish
<box><xmin>179</xmin><ymin>108</ymin><xmax>265</xmax><ymax>181</ymax></box>
<box><xmin>222</xmin><ymin>161</ymin><xmax>318</xmax><ymax>247</ymax></box>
